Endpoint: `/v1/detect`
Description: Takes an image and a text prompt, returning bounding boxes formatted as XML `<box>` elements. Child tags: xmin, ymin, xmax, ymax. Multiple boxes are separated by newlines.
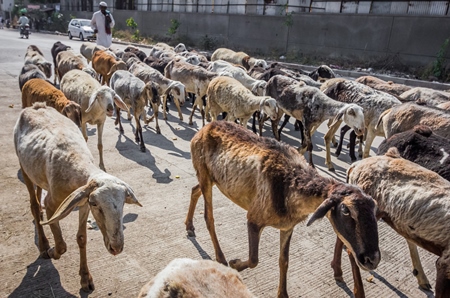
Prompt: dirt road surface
<box><xmin>0</xmin><ymin>29</ymin><xmax>437</xmax><ymax>297</ymax></box>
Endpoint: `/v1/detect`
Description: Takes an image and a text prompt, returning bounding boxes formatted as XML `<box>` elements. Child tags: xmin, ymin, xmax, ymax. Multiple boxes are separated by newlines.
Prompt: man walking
<box><xmin>91</xmin><ymin>1</ymin><xmax>115</xmax><ymax>47</ymax></box>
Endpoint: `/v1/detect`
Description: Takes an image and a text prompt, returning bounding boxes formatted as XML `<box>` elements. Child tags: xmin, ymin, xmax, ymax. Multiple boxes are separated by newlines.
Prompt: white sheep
<box><xmin>56</xmin><ymin>50</ymin><xmax>95</xmax><ymax>82</ymax></box>
<box><xmin>208</xmin><ymin>60</ymin><xmax>267</xmax><ymax>96</ymax></box>
<box><xmin>60</xmin><ymin>69</ymin><xmax>128</xmax><ymax>171</ymax></box>
<box><xmin>211</xmin><ymin>47</ymin><xmax>268</xmax><ymax>70</ymax></box>
<box><xmin>80</xmin><ymin>42</ymin><xmax>106</xmax><ymax>64</ymax></box>
<box><xmin>137</xmin><ymin>258</ymin><xmax>255</xmax><ymax>298</ymax></box>
<box><xmin>24</xmin><ymin>45</ymin><xmax>52</xmax><ymax>79</ymax></box>
<box><xmin>128</xmin><ymin>59</ymin><xmax>186</xmax><ymax>121</ymax></box>
<box><xmin>109</xmin><ymin>70</ymin><xmax>161</xmax><ymax>151</ymax></box>
<box><xmin>336</xmin><ymin>147</ymin><xmax>450</xmax><ymax>297</ymax></box>
<box><xmin>206</xmin><ymin>76</ymin><xmax>278</xmax><ymax>127</ymax></box>
<box><xmin>14</xmin><ymin>102</ymin><xmax>142</xmax><ymax>292</ymax></box>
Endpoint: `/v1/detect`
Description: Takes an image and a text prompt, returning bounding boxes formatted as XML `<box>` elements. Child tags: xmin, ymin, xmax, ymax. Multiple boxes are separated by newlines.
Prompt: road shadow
<box><xmin>123</xmin><ymin>213</ymin><xmax>138</xmax><ymax>224</ymax></box>
<box><xmin>371</xmin><ymin>271</ymin><xmax>414</xmax><ymax>298</ymax></box>
<box><xmin>335</xmin><ymin>280</ymin><xmax>354</xmax><ymax>297</ymax></box>
<box><xmin>8</xmin><ymin>257</ymin><xmax>77</xmax><ymax>298</ymax></box>
<box><xmin>115</xmin><ymin>133</ymin><xmax>173</xmax><ymax>184</ymax></box>
<box><xmin>186</xmin><ymin>235</ymin><xmax>212</xmax><ymax>261</ymax></box>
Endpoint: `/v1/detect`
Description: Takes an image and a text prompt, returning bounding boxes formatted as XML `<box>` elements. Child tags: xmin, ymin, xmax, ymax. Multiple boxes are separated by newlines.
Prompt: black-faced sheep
<box><xmin>186</xmin><ymin>121</ymin><xmax>380</xmax><ymax>298</ymax></box>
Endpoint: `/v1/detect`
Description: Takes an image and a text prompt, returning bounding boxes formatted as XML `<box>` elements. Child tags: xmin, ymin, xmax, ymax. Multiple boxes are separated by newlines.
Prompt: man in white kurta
<box><xmin>91</xmin><ymin>2</ymin><xmax>115</xmax><ymax>47</ymax></box>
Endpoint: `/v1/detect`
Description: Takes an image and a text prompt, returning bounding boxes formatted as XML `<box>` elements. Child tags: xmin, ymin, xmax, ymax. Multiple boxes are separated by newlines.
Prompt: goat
<box><xmin>14</xmin><ymin>103</ymin><xmax>142</xmax><ymax>292</ymax></box>
<box><xmin>321</xmin><ymin>78</ymin><xmax>401</xmax><ymax>160</ymax></box>
<box><xmin>51</xmin><ymin>41</ymin><xmax>71</xmax><ymax>84</ymax></box>
<box><xmin>266</xmin><ymin>75</ymin><xmax>365</xmax><ymax>171</ymax></box>
<box><xmin>24</xmin><ymin>45</ymin><xmax>52</xmax><ymax>79</ymax></box>
<box><xmin>60</xmin><ymin>69</ymin><xmax>128</xmax><ymax>171</ymax></box>
<box><xmin>206</xmin><ymin>76</ymin><xmax>278</xmax><ymax>127</ymax></box>
<box><xmin>92</xmin><ymin>50</ymin><xmax>127</xmax><ymax>85</ymax></box>
<box><xmin>137</xmin><ymin>258</ymin><xmax>255</xmax><ymax>298</ymax></box>
<box><xmin>376</xmin><ymin>101</ymin><xmax>450</xmax><ymax>139</ymax></box>
<box><xmin>377</xmin><ymin>125</ymin><xmax>450</xmax><ymax>181</ymax></box>
<box><xmin>21</xmin><ymin>78</ymin><xmax>82</xmax><ymax>127</ymax></box>
<box><xmin>109</xmin><ymin>70</ymin><xmax>160</xmax><ymax>151</ymax></box>
<box><xmin>186</xmin><ymin>121</ymin><xmax>380</xmax><ymax>298</ymax></box>
<box><xmin>336</xmin><ymin>147</ymin><xmax>450</xmax><ymax>298</ymax></box>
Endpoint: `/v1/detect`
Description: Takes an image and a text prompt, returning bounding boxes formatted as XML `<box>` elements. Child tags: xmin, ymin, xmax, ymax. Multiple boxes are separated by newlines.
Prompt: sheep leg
<box><xmin>272</xmin><ymin>118</ymin><xmax>281</xmax><ymax>141</ymax></box>
<box><xmin>135</xmin><ymin>112</ymin><xmax>145</xmax><ymax>152</ymax></box>
<box><xmin>347</xmin><ymin>248</ymin><xmax>365</xmax><ymax>298</ymax></box>
<box><xmin>258</xmin><ymin>113</ymin><xmax>269</xmax><ymax>137</ymax></box>
<box><xmin>21</xmin><ymin>166</ymin><xmax>50</xmax><ymax>256</ymax></box>
<box><xmin>77</xmin><ymin>204</ymin><xmax>95</xmax><ymax>292</ymax></box>
<box><xmin>81</xmin><ymin>122</ymin><xmax>88</xmax><ymax>142</ymax></box>
<box><xmin>188</xmin><ymin>103</ymin><xmax>197</xmax><ymax>125</ymax></box>
<box><xmin>299</xmin><ymin>121</ymin><xmax>314</xmax><ymax>168</ymax></box>
<box><xmin>435</xmin><ymin>250</ymin><xmax>450</xmax><ymax>298</ymax></box>
<box><xmin>201</xmin><ymin>178</ymin><xmax>227</xmax><ymax>265</ymax></box>
<box><xmin>278</xmin><ymin>114</ymin><xmax>290</xmax><ymax>140</ymax></box>
<box><xmin>358</xmin><ymin>135</ymin><xmax>364</xmax><ymax>158</ymax></box>
<box><xmin>277</xmin><ymin>228</ymin><xmax>294</xmax><ymax>298</ymax></box>
<box><xmin>185</xmin><ymin>184</ymin><xmax>202</xmax><ymax>237</ymax></box>
<box><xmin>173</xmin><ymin>97</ymin><xmax>183</xmax><ymax>121</ymax></box>
<box><xmin>97</xmin><ymin>123</ymin><xmax>105</xmax><ymax>171</ymax></box>
<box><xmin>331</xmin><ymin>236</ymin><xmax>344</xmax><ymax>282</ymax></box>
<box><xmin>362</xmin><ymin>129</ymin><xmax>376</xmax><ymax>159</ymax></box>
<box><xmin>114</xmin><ymin>106</ymin><xmax>124</xmax><ymax>134</ymax></box>
<box><xmin>162</xmin><ymin>95</ymin><xmax>168</xmax><ymax>120</ymax></box>
<box><xmin>229</xmin><ymin>221</ymin><xmax>263</xmax><ymax>271</ymax></box>
<box><xmin>335</xmin><ymin>125</ymin><xmax>351</xmax><ymax>157</ymax></box>
<box><xmin>348</xmin><ymin>130</ymin><xmax>358</xmax><ymax>162</ymax></box>
<box><xmin>325</xmin><ymin>119</ymin><xmax>342</xmax><ymax>171</ymax></box>
<box><xmin>252</xmin><ymin>111</ymin><xmax>259</xmax><ymax>134</ymax></box>
<box><xmin>46</xmin><ymin>195</ymin><xmax>68</xmax><ymax>260</ymax></box>
<box><xmin>406</xmin><ymin>240</ymin><xmax>431</xmax><ymax>290</ymax></box>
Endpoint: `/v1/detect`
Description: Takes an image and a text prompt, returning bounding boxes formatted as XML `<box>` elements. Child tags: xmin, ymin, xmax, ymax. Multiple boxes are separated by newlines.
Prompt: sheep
<box><xmin>123</xmin><ymin>45</ymin><xmax>147</xmax><ymax>61</ymax></box>
<box><xmin>137</xmin><ymin>258</ymin><xmax>255</xmax><ymax>298</ymax></box>
<box><xmin>211</xmin><ymin>47</ymin><xmax>268</xmax><ymax>70</ymax></box>
<box><xmin>60</xmin><ymin>69</ymin><xmax>129</xmax><ymax>171</ymax></box>
<box><xmin>321</xmin><ymin>78</ymin><xmax>401</xmax><ymax>160</ymax></box>
<box><xmin>109</xmin><ymin>70</ymin><xmax>160</xmax><ymax>151</ymax></box>
<box><xmin>14</xmin><ymin>102</ymin><xmax>142</xmax><ymax>292</ymax></box>
<box><xmin>206</xmin><ymin>76</ymin><xmax>278</xmax><ymax>128</ymax></box>
<box><xmin>164</xmin><ymin>59</ymin><xmax>218</xmax><ymax>126</ymax></box>
<box><xmin>186</xmin><ymin>121</ymin><xmax>380</xmax><ymax>298</ymax></box>
<box><xmin>266</xmin><ymin>75</ymin><xmax>365</xmax><ymax>171</ymax></box>
<box><xmin>174</xmin><ymin>43</ymin><xmax>187</xmax><ymax>53</ymax></box>
<box><xmin>24</xmin><ymin>45</ymin><xmax>52</xmax><ymax>79</ymax></box>
<box><xmin>355</xmin><ymin>75</ymin><xmax>411</xmax><ymax>98</ymax></box>
<box><xmin>307</xmin><ymin>65</ymin><xmax>336</xmax><ymax>82</ymax></box>
<box><xmin>208</xmin><ymin>60</ymin><xmax>267</xmax><ymax>96</ymax></box>
<box><xmin>108</xmin><ymin>45</ymin><xmax>124</xmax><ymax>59</ymax></box>
<box><xmin>377</xmin><ymin>125</ymin><xmax>450</xmax><ymax>181</ymax></box>
<box><xmin>80</xmin><ymin>42</ymin><xmax>106</xmax><ymax>64</ymax></box>
<box><xmin>376</xmin><ymin>101</ymin><xmax>450</xmax><ymax>139</ymax></box>
<box><xmin>92</xmin><ymin>50</ymin><xmax>127</xmax><ymax>85</ymax></box>
<box><xmin>18</xmin><ymin>64</ymin><xmax>47</xmax><ymax>91</ymax></box>
<box><xmin>334</xmin><ymin>147</ymin><xmax>450</xmax><ymax>298</ymax></box>
<box><xmin>128</xmin><ymin>59</ymin><xmax>186</xmax><ymax>121</ymax></box>
<box><xmin>51</xmin><ymin>41</ymin><xmax>71</xmax><ymax>84</ymax></box>
<box><xmin>438</xmin><ymin>101</ymin><xmax>450</xmax><ymax>110</ymax></box>
<box><xmin>21</xmin><ymin>78</ymin><xmax>82</xmax><ymax>127</ymax></box>
<box><xmin>399</xmin><ymin>87</ymin><xmax>450</xmax><ymax>106</ymax></box>
<box><xmin>56</xmin><ymin>50</ymin><xmax>93</xmax><ymax>82</ymax></box>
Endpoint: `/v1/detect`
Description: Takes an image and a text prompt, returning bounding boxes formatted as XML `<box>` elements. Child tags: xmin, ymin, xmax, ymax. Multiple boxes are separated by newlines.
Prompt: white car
<box><xmin>68</xmin><ymin>19</ymin><xmax>95</xmax><ymax>41</ymax></box>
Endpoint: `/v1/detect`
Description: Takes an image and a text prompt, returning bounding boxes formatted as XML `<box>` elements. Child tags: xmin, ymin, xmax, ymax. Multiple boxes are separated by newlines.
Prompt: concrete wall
<box><xmin>63</xmin><ymin>10</ymin><xmax>450</xmax><ymax>67</ymax></box>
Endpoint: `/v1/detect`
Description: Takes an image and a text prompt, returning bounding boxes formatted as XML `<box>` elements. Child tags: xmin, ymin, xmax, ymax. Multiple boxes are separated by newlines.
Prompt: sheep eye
<box><xmin>341</xmin><ymin>205</ymin><xmax>350</xmax><ymax>216</ymax></box>
<box><xmin>89</xmin><ymin>201</ymin><xmax>97</xmax><ymax>207</ymax></box>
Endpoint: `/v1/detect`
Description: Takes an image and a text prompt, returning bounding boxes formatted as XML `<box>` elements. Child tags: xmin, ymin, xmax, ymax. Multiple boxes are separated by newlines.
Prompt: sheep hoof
<box><xmin>228</xmin><ymin>259</ymin><xmax>243</xmax><ymax>270</ymax></box>
<box><xmin>419</xmin><ymin>283</ymin><xmax>432</xmax><ymax>291</ymax></box>
<box><xmin>351</xmin><ymin>157</ymin><xmax>358</xmax><ymax>163</ymax></box>
<box><xmin>81</xmin><ymin>274</ymin><xmax>95</xmax><ymax>292</ymax></box>
<box><xmin>127</xmin><ymin>117</ymin><xmax>132</xmax><ymax>121</ymax></box>
<box><xmin>333</xmin><ymin>142</ymin><xmax>338</xmax><ymax>147</ymax></box>
<box><xmin>186</xmin><ymin>229</ymin><xmax>196</xmax><ymax>237</ymax></box>
<box><xmin>328</xmin><ymin>167</ymin><xmax>335</xmax><ymax>172</ymax></box>
<box><xmin>334</xmin><ymin>276</ymin><xmax>345</xmax><ymax>283</ymax></box>
<box><xmin>140</xmin><ymin>146</ymin><xmax>145</xmax><ymax>152</ymax></box>
<box><xmin>189</xmin><ymin>121</ymin><xmax>193</xmax><ymax>126</ymax></box>
<box><xmin>156</xmin><ymin>128</ymin><xmax>161</xmax><ymax>134</ymax></box>
<box><xmin>40</xmin><ymin>250</ymin><xmax>51</xmax><ymax>259</ymax></box>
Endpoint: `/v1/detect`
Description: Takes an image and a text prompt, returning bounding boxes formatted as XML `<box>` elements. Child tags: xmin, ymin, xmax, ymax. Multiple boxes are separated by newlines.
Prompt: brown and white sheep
<box><xmin>80</xmin><ymin>42</ymin><xmax>106</xmax><ymax>64</ymax></box>
<box><xmin>92</xmin><ymin>50</ymin><xmax>127</xmax><ymax>85</ymax></box>
<box><xmin>335</xmin><ymin>147</ymin><xmax>450</xmax><ymax>298</ymax></box>
<box><xmin>186</xmin><ymin>121</ymin><xmax>380</xmax><ymax>298</ymax></box>
<box><xmin>14</xmin><ymin>103</ymin><xmax>141</xmax><ymax>292</ymax></box>
<box><xmin>355</xmin><ymin>75</ymin><xmax>411</xmax><ymax>98</ymax></box>
<box><xmin>211</xmin><ymin>48</ymin><xmax>268</xmax><ymax>70</ymax></box>
<box><xmin>56</xmin><ymin>50</ymin><xmax>93</xmax><ymax>82</ymax></box>
<box><xmin>399</xmin><ymin>87</ymin><xmax>450</xmax><ymax>106</ymax></box>
<box><xmin>60</xmin><ymin>69</ymin><xmax>128</xmax><ymax>171</ymax></box>
<box><xmin>137</xmin><ymin>258</ymin><xmax>255</xmax><ymax>298</ymax></box>
<box><xmin>109</xmin><ymin>70</ymin><xmax>160</xmax><ymax>151</ymax></box>
<box><xmin>24</xmin><ymin>45</ymin><xmax>52</xmax><ymax>79</ymax></box>
<box><xmin>21</xmin><ymin>78</ymin><xmax>82</xmax><ymax>127</ymax></box>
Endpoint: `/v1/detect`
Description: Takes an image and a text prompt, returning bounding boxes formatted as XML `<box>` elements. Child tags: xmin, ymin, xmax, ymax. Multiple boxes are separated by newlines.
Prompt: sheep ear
<box><xmin>329</xmin><ymin>112</ymin><xmax>343</xmax><ymax>128</ymax></box>
<box><xmin>307</xmin><ymin>199</ymin><xmax>336</xmax><ymax>226</ymax></box>
<box><xmin>40</xmin><ymin>181</ymin><xmax>98</xmax><ymax>225</ymax></box>
<box><xmin>113</xmin><ymin>92</ymin><xmax>129</xmax><ymax>111</ymax></box>
<box><xmin>85</xmin><ymin>91</ymin><xmax>99</xmax><ymax>113</ymax></box>
<box><xmin>124</xmin><ymin>184</ymin><xmax>143</xmax><ymax>207</ymax></box>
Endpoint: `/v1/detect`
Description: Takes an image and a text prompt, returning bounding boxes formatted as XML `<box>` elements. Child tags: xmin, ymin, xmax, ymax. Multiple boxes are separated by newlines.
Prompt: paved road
<box><xmin>0</xmin><ymin>29</ymin><xmax>437</xmax><ymax>297</ymax></box>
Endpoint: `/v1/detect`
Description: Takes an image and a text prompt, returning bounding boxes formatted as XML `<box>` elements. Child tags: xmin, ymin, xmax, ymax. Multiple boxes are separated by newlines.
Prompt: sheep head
<box><xmin>62</xmin><ymin>101</ymin><xmax>83</xmax><ymax>128</ymax></box>
<box><xmin>144</xmin><ymin>82</ymin><xmax>160</xmax><ymax>105</ymax></box>
<box><xmin>307</xmin><ymin>183</ymin><xmax>380</xmax><ymax>272</ymax></box>
<box><xmin>174</xmin><ymin>43</ymin><xmax>187</xmax><ymax>53</ymax></box>
<box><xmin>38</xmin><ymin>61</ymin><xmax>52</xmax><ymax>79</ymax></box>
<box><xmin>259</xmin><ymin>97</ymin><xmax>278</xmax><ymax>121</ymax></box>
<box><xmin>166</xmin><ymin>81</ymin><xmax>186</xmax><ymax>106</ymax></box>
<box><xmin>86</xmin><ymin>86</ymin><xmax>128</xmax><ymax>117</ymax></box>
<box><xmin>40</xmin><ymin>173</ymin><xmax>142</xmax><ymax>256</ymax></box>
<box><xmin>331</xmin><ymin>103</ymin><xmax>365</xmax><ymax>136</ymax></box>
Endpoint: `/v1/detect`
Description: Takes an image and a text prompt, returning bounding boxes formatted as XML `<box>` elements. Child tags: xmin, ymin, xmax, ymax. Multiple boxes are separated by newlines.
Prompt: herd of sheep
<box><xmin>14</xmin><ymin>40</ymin><xmax>450</xmax><ymax>297</ymax></box>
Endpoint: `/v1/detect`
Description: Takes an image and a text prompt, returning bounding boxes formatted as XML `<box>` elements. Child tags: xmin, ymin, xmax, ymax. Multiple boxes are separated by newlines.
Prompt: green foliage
<box><xmin>132</xmin><ymin>29</ymin><xmax>141</xmax><ymax>42</ymax></box>
<box><xmin>432</xmin><ymin>38</ymin><xmax>449</xmax><ymax>79</ymax></box>
<box><xmin>168</xmin><ymin>19</ymin><xmax>180</xmax><ymax>36</ymax></box>
<box><xmin>126</xmin><ymin>17</ymin><xmax>138</xmax><ymax>30</ymax></box>
<box><xmin>280</xmin><ymin>3</ymin><xmax>293</xmax><ymax>28</ymax></box>
<box><xmin>200</xmin><ymin>35</ymin><xmax>217</xmax><ymax>51</ymax></box>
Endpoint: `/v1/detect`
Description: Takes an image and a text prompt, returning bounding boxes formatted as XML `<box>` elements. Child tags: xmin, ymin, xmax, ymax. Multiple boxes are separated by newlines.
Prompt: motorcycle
<box><xmin>20</xmin><ymin>24</ymin><xmax>30</xmax><ymax>39</ymax></box>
